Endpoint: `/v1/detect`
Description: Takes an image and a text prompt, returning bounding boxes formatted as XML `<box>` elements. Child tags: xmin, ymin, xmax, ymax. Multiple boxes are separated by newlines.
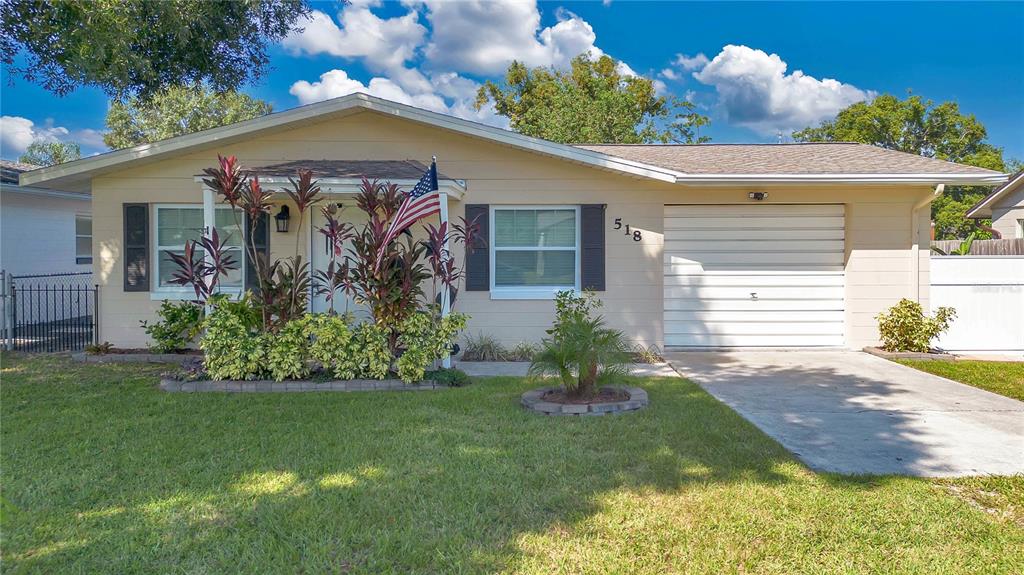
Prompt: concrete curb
<box><xmin>73</xmin><ymin>352</ymin><xmax>198</xmax><ymax>364</ymax></box>
<box><xmin>862</xmin><ymin>347</ymin><xmax>955</xmax><ymax>362</ymax></box>
<box><xmin>160</xmin><ymin>377</ymin><xmax>444</xmax><ymax>393</ymax></box>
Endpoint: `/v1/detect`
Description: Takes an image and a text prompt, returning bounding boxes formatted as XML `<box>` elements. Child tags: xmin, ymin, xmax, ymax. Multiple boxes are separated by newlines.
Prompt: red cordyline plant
<box><xmin>167</xmin><ymin>228</ymin><xmax>238</xmax><ymax>301</ymax></box>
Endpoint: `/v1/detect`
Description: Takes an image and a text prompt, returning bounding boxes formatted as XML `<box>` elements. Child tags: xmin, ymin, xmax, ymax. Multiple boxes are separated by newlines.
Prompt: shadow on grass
<box><xmin>1</xmin><ymin>353</ymin><xmax>1013</xmax><ymax>573</ymax></box>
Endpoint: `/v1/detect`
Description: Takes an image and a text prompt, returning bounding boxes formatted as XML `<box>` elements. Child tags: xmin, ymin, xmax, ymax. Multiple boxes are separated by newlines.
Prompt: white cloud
<box><xmin>659</xmin><ymin>68</ymin><xmax>680</xmax><ymax>81</ymax></box>
<box><xmin>0</xmin><ymin>116</ymin><xmax>73</xmax><ymax>158</ymax></box>
<box><xmin>693</xmin><ymin>44</ymin><xmax>873</xmax><ymax>134</ymax></box>
<box><xmin>674</xmin><ymin>53</ymin><xmax>709</xmax><ymax>71</ymax></box>
<box><xmin>282</xmin><ymin>3</ymin><xmax>427</xmax><ymax>87</ymax></box>
<box><xmin>423</xmin><ymin>2</ymin><xmax>604</xmax><ymax>75</ymax></box>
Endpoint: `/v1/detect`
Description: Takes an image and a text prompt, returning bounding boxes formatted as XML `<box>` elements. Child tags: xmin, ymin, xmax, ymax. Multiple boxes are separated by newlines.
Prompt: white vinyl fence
<box><xmin>931</xmin><ymin>256</ymin><xmax>1024</xmax><ymax>354</ymax></box>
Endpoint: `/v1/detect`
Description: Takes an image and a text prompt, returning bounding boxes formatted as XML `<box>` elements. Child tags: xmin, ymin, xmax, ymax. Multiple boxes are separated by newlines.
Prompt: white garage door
<box><xmin>664</xmin><ymin>204</ymin><xmax>845</xmax><ymax>347</ymax></box>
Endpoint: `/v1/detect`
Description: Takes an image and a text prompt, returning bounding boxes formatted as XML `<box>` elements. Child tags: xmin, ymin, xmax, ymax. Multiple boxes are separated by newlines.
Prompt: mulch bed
<box><xmin>541</xmin><ymin>386</ymin><xmax>630</xmax><ymax>405</ymax></box>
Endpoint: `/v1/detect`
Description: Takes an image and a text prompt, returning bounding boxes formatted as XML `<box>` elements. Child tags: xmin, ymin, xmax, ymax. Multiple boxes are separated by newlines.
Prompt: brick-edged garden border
<box><xmin>160</xmin><ymin>378</ymin><xmax>443</xmax><ymax>393</ymax></box>
<box><xmin>73</xmin><ymin>352</ymin><xmax>197</xmax><ymax>364</ymax></box>
<box><xmin>521</xmin><ymin>386</ymin><xmax>648</xmax><ymax>416</ymax></box>
<box><xmin>862</xmin><ymin>347</ymin><xmax>956</xmax><ymax>362</ymax></box>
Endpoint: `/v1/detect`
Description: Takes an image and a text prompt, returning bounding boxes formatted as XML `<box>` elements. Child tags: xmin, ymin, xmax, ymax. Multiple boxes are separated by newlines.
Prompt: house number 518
<box><xmin>613</xmin><ymin>218</ymin><xmax>642</xmax><ymax>242</ymax></box>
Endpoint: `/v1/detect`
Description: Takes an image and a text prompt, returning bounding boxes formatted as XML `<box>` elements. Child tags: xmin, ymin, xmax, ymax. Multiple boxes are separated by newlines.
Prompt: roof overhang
<box><xmin>674</xmin><ymin>172</ymin><xmax>1009</xmax><ymax>186</ymax></box>
<box><xmin>191</xmin><ymin>175</ymin><xmax>467</xmax><ymax>200</ymax></box>
<box><xmin>0</xmin><ymin>183</ymin><xmax>91</xmax><ymax>201</ymax></box>
<box><xmin>966</xmin><ymin>170</ymin><xmax>1024</xmax><ymax>219</ymax></box>
<box><xmin>19</xmin><ymin>93</ymin><xmax>682</xmax><ymax>192</ymax></box>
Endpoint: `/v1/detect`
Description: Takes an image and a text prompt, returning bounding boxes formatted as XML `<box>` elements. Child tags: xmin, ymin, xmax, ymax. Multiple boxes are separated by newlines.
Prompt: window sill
<box><xmin>489</xmin><ymin>287</ymin><xmax>578</xmax><ymax>300</ymax></box>
<box><xmin>150</xmin><ymin>289</ymin><xmax>242</xmax><ymax>301</ymax></box>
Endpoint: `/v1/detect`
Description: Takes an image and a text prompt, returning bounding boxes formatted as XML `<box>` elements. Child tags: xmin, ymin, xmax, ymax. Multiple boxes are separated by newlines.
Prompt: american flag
<box><xmin>373</xmin><ymin>160</ymin><xmax>440</xmax><ymax>272</ymax></box>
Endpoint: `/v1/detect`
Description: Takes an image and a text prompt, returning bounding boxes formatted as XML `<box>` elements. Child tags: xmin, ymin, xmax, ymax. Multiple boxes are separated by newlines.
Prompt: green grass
<box><xmin>897</xmin><ymin>359</ymin><xmax>1024</xmax><ymax>401</ymax></box>
<box><xmin>2</xmin><ymin>353</ymin><xmax>1022</xmax><ymax>574</ymax></box>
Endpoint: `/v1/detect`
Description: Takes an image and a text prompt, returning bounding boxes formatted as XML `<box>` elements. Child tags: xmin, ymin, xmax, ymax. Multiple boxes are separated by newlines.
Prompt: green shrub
<box><xmin>396</xmin><ymin>311</ymin><xmax>468</xmax><ymax>383</ymax></box>
<box><xmin>529</xmin><ymin>290</ymin><xmax>631</xmax><ymax>398</ymax></box>
<box><xmin>876</xmin><ymin>298</ymin><xmax>956</xmax><ymax>352</ymax></box>
<box><xmin>509</xmin><ymin>341</ymin><xmax>539</xmax><ymax>361</ymax></box>
<box><xmin>426</xmin><ymin>367</ymin><xmax>472</xmax><ymax>387</ymax></box>
<box><xmin>353</xmin><ymin>323</ymin><xmax>391</xmax><ymax>380</ymax></box>
<box><xmin>141</xmin><ymin>300</ymin><xmax>203</xmax><ymax>352</ymax></box>
<box><xmin>266</xmin><ymin>316</ymin><xmax>312</xmax><ymax>381</ymax></box>
<box><xmin>461</xmin><ymin>332</ymin><xmax>508</xmax><ymax>361</ymax></box>
<box><xmin>306</xmin><ymin>314</ymin><xmax>356</xmax><ymax>378</ymax></box>
<box><xmin>631</xmin><ymin>344</ymin><xmax>663</xmax><ymax>364</ymax></box>
<box><xmin>200</xmin><ymin>305</ymin><xmax>268</xmax><ymax>380</ymax></box>
<box><xmin>208</xmin><ymin>292</ymin><xmax>262</xmax><ymax>331</ymax></box>
<box><xmin>85</xmin><ymin>341</ymin><xmax>114</xmax><ymax>355</ymax></box>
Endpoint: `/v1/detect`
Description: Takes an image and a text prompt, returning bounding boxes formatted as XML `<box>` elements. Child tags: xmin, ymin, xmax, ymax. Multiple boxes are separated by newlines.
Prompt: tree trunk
<box><xmin>573</xmin><ymin>362</ymin><xmax>599</xmax><ymax>399</ymax></box>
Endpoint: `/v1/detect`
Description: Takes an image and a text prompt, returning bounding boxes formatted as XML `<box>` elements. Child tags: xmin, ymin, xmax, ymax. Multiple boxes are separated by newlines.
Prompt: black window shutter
<box><xmin>123</xmin><ymin>203</ymin><xmax>150</xmax><ymax>292</ymax></box>
<box><xmin>244</xmin><ymin>212</ymin><xmax>269</xmax><ymax>293</ymax></box>
<box><xmin>464</xmin><ymin>204</ymin><xmax>489</xmax><ymax>291</ymax></box>
<box><xmin>580</xmin><ymin>204</ymin><xmax>606</xmax><ymax>291</ymax></box>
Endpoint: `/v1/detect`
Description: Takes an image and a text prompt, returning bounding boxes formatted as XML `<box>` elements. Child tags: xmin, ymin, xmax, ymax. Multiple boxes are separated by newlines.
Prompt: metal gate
<box><xmin>1</xmin><ymin>272</ymin><xmax>98</xmax><ymax>352</ymax></box>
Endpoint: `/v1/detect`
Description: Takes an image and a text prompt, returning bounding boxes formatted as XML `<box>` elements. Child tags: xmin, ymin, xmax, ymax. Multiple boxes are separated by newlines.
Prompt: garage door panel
<box><xmin>665</xmin><ymin>216</ymin><xmax>845</xmax><ymax>229</ymax></box>
<box><xmin>665</xmin><ymin>239</ymin><xmax>845</xmax><ymax>252</ymax></box>
<box><xmin>665</xmin><ymin>285</ymin><xmax>844</xmax><ymax>300</ymax></box>
<box><xmin>664</xmin><ymin>273</ymin><xmax>844</xmax><ymax>287</ymax></box>
<box><xmin>666</xmin><ymin>333</ymin><xmax>846</xmax><ymax>347</ymax></box>
<box><xmin>665</xmin><ymin>228</ymin><xmax>845</xmax><ymax>241</ymax></box>
<box><xmin>665</xmin><ymin>310</ymin><xmax>845</xmax><ymax>323</ymax></box>
<box><xmin>664</xmin><ymin>204</ymin><xmax>845</xmax><ymax>348</ymax></box>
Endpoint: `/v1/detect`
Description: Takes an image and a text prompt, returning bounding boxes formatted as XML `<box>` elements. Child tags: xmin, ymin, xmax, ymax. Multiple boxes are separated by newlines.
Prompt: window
<box><xmin>75</xmin><ymin>214</ymin><xmax>92</xmax><ymax>264</ymax></box>
<box><xmin>154</xmin><ymin>205</ymin><xmax>244</xmax><ymax>291</ymax></box>
<box><xmin>490</xmin><ymin>207</ymin><xmax>579</xmax><ymax>298</ymax></box>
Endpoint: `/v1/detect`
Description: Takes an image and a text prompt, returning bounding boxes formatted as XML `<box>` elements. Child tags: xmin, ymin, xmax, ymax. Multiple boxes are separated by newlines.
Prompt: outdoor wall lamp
<box><xmin>748</xmin><ymin>192</ymin><xmax>769</xmax><ymax>201</ymax></box>
<box><xmin>275</xmin><ymin>205</ymin><xmax>290</xmax><ymax>233</ymax></box>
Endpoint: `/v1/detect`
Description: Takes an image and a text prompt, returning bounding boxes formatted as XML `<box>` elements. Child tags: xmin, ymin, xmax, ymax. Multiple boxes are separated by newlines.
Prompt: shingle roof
<box><xmin>1</xmin><ymin>159</ymin><xmax>40</xmax><ymax>184</ymax></box>
<box><xmin>573</xmin><ymin>143</ymin><xmax>1000</xmax><ymax>176</ymax></box>
<box><xmin>243</xmin><ymin>159</ymin><xmax>451</xmax><ymax>180</ymax></box>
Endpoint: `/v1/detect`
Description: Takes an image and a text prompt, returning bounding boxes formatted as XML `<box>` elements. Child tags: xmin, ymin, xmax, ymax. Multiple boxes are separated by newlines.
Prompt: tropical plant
<box><xmin>631</xmin><ymin>344</ymin><xmax>663</xmax><ymax>364</ymax></box>
<box><xmin>395</xmin><ymin>310</ymin><xmax>468</xmax><ymax>383</ymax></box>
<box><xmin>200</xmin><ymin>304</ymin><xmax>268</xmax><ymax>381</ymax></box>
<box><xmin>509</xmin><ymin>341</ymin><xmax>539</xmax><ymax>362</ymax></box>
<box><xmin>165</xmin><ymin>227</ymin><xmax>238</xmax><ymax>302</ymax></box>
<box><xmin>266</xmin><ymin>316</ymin><xmax>312</xmax><ymax>381</ymax></box>
<box><xmin>931</xmin><ymin>232</ymin><xmax>978</xmax><ymax>256</ymax></box>
<box><xmin>876</xmin><ymin>298</ymin><xmax>956</xmax><ymax>353</ymax></box>
<box><xmin>529</xmin><ymin>290</ymin><xmax>632</xmax><ymax>398</ymax></box>
<box><xmin>140</xmin><ymin>300</ymin><xmax>204</xmax><ymax>352</ymax></box>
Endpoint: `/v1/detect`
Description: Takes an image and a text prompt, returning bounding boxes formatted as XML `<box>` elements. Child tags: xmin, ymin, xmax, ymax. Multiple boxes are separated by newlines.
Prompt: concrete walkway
<box><xmin>665</xmin><ymin>351</ymin><xmax>1024</xmax><ymax>477</ymax></box>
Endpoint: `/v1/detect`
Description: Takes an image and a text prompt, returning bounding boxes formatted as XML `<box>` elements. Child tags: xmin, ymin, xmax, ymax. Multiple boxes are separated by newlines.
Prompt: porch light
<box><xmin>275</xmin><ymin>205</ymin><xmax>291</xmax><ymax>233</ymax></box>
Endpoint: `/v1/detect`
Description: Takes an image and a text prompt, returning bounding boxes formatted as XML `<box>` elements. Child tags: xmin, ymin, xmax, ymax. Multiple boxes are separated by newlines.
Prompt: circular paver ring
<box><xmin>521</xmin><ymin>386</ymin><xmax>648</xmax><ymax>416</ymax></box>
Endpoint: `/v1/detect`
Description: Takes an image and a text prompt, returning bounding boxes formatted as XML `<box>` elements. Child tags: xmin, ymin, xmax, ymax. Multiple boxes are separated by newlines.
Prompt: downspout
<box><xmin>911</xmin><ymin>184</ymin><xmax>943</xmax><ymax>303</ymax></box>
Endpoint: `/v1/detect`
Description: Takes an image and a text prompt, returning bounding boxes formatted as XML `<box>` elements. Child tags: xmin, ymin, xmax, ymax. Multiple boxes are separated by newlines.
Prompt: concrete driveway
<box><xmin>666</xmin><ymin>351</ymin><xmax>1024</xmax><ymax>477</ymax></box>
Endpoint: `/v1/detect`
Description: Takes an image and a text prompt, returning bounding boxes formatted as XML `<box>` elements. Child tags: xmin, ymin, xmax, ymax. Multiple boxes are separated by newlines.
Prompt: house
<box><xmin>1</xmin><ymin>160</ymin><xmax>93</xmax><ymax>278</ymax></box>
<box><xmin>18</xmin><ymin>93</ymin><xmax>1006</xmax><ymax>350</ymax></box>
<box><xmin>966</xmin><ymin>170</ymin><xmax>1024</xmax><ymax>238</ymax></box>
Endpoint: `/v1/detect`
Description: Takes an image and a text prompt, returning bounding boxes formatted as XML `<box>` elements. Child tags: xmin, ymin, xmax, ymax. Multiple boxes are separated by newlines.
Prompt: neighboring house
<box><xmin>966</xmin><ymin>170</ymin><xmax>1024</xmax><ymax>238</ymax></box>
<box><xmin>1</xmin><ymin>160</ymin><xmax>93</xmax><ymax>277</ymax></box>
<box><xmin>19</xmin><ymin>93</ymin><xmax>1005</xmax><ymax>350</ymax></box>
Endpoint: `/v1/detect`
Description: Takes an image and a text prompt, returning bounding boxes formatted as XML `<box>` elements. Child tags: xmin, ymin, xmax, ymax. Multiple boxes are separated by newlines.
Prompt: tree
<box><xmin>18</xmin><ymin>140</ymin><xmax>80</xmax><ymax>166</ymax></box>
<box><xmin>793</xmin><ymin>94</ymin><xmax>1014</xmax><ymax>239</ymax></box>
<box><xmin>1</xmin><ymin>0</ymin><xmax>309</xmax><ymax>99</ymax></box>
<box><xmin>104</xmin><ymin>85</ymin><xmax>273</xmax><ymax>149</ymax></box>
<box><xmin>476</xmin><ymin>54</ymin><xmax>710</xmax><ymax>144</ymax></box>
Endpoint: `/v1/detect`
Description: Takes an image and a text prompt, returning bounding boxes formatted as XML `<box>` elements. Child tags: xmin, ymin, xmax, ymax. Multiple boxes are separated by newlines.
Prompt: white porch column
<box><xmin>438</xmin><ymin>189</ymin><xmax>452</xmax><ymax>368</ymax></box>
<box><xmin>202</xmin><ymin>186</ymin><xmax>216</xmax><ymax>299</ymax></box>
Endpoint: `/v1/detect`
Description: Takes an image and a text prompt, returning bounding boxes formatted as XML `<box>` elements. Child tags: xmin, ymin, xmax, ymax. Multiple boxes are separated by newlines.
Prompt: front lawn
<box><xmin>897</xmin><ymin>359</ymin><xmax>1024</xmax><ymax>401</ymax></box>
<box><xmin>2</xmin><ymin>354</ymin><xmax>1022</xmax><ymax>574</ymax></box>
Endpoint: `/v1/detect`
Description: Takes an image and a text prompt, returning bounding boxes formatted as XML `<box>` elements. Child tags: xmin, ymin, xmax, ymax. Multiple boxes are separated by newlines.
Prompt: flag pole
<box><xmin>435</xmin><ymin>156</ymin><xmax>453</xmax><ymax>368</ymax></box>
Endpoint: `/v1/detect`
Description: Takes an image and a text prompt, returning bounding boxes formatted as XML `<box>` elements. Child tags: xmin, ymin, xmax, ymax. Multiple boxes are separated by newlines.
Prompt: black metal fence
<box><xmin>2</xmin><ymin>272</ymin><xmax>98</xmax><ymax>352</ymax></box>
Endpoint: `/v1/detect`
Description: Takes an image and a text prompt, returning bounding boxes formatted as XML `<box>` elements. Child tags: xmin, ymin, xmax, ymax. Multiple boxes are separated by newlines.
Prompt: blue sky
<box><xmin>2</xmin><ymin>1</ymin><xmax>1022</xmax><ymax>163</ymax></box>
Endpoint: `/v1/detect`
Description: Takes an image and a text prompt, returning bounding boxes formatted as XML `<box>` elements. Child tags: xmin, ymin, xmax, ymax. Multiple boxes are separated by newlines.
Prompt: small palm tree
<box><xmin>529</xmin><ymin>291</ymin><xmax>631</xmax><ymax>398</ymax></box>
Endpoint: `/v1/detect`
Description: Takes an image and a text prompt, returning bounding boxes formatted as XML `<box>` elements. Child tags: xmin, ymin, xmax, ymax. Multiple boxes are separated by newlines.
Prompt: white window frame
<box><xmin>1017</xmin><ymin>218</ymin><xmax>1024</xmax><ymax>239</ymax></box>
<box><xmin>152</xmin><ymin>204</ymin><xmax>245</xmax><ymax>299</ymax></box>
<box><xmin>75</xmin><ymin>213</ymin><xmax>92</xmax><ymax>265</ymax></box>
<box><xmin>489</xmin><ymin>205</ymin><xmax>581</xmax><ymax>300</ymax></box>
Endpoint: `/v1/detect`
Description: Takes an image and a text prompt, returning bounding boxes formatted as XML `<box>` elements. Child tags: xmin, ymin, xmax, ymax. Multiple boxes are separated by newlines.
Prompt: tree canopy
<box><xmin>793</xmin><ymin>94</ymin><xmax>1015</xmax><ymax>239</ymax></box>
<box><xmin>104</xmin><ymin>85</ymin><xmax>273</xmax><ymax>149</ymax></box>
<box><xmin>18</xmin><ymin>140</ymin><xmax>80</xmax><ymax>166</ymax></box>
<box><xmin>476</xmin><ymin>55</ymin><xmax>710</xmax><ymax>144</ymax></box>
<box><xmin>1</xmin><ymin>0</ymin><xmax>309</xmax><ymax>99</ymax></box>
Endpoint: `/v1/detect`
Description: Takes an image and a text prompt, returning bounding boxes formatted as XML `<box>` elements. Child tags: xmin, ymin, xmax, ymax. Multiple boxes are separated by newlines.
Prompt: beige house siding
<box><xmin>991</xmin><ymin>185</ymin><xmax>1024</xmax><ymax>238</ymax></box>
<box><xmin>90</xmin><ymin>110</ymin><xmax>933</xmax><ymax>350</ymax></box>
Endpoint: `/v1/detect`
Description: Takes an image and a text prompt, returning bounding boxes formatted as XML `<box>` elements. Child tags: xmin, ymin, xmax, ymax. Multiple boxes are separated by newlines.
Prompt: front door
<box><xmin>309</xmin><ymin>203</ymin><xmax>367</xmax><ymax>318</ymax></box>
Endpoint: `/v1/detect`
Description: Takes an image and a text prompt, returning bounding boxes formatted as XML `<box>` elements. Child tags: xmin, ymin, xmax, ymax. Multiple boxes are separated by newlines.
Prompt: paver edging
<box><xmin>73</xmin><ymin>352</ymin><xmax>197</xmax><ymax>365</ymax></box>
<box><xmin>160</xmin><ymin>378</ymin><xmax>442</xmax><ymax>393</ymax></box>
<box><xmin>862</xmin><ymin>347</ymin><xmax>956</xmax><ymax>362</ymax></box>
<box><xmin>521</xmin><ymin>385</ymin><xmax>648</xmax><ymax>416</ymax></box>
